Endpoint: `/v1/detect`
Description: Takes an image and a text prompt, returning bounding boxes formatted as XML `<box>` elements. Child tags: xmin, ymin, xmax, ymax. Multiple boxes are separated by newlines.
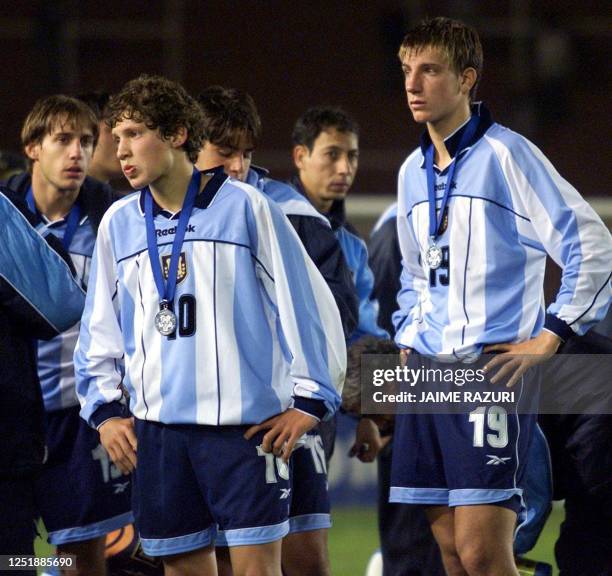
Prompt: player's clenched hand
<box><xmin>98</xmin><ymin>417</ymin><xmax>137</xmax><ymax>475</ymax></box>
<box><xmin>483</xmin><ymin>331</ymin><xmax>562</xmax><ymax>388</ymax></box>
<box><xmin>349</xmin><ymin>417</ymin><xmax>383</xmax><ymax>463</ymax></box>
<box><xmin>244</xmin><ymin>409</ymin><xmax>318</xmax><ymax>463</ymax></box>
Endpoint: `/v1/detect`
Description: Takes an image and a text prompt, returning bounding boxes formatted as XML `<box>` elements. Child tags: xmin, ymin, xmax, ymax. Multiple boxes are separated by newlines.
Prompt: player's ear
<box><xmin>460</xmin><ymin>67</ymin><xmax>477</xmax><ymax>96</ymax></box>
<box><xmin>25</xmin><ymin>142</ymin><xmax>40</xmax><ymax>162</ymax></box>
<box><xmin>292</xmin><ymin>144</ymin><xmax>309</xmax><ymax>170</ymax></box>
<box><xmin>170</xmin><ymin>126</ymin><xmax>188</xmax><ymax>149</ymax></box>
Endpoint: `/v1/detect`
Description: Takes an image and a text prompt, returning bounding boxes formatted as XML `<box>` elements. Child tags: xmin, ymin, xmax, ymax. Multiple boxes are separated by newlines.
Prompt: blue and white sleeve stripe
<box><xmin>249</xmin><ymin>192</ymin><xmax>346</xmax><ymax>419</ymax></box>
<box><xmin>74</xmin><ymin>212</ymin><xmax>125</xmax><ymax>427</ymax></box>
<box><xmin>487</xmin><ymin>132</ymin><xmax>612</xmax><ymax>337</ymax></box>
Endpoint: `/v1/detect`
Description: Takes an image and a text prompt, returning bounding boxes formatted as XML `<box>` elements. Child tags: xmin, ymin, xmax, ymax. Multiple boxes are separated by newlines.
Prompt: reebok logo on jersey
<box><xmin>486</xmin><ymin>455</ymin><xmax>511</xmax><ymax>465</ymax></box>
<box><xmin>434</xmin><ymin>182</ymin><xmax>457</xmax><ymax>192</ymax></box>
<box><xmin>161</xmin><ymin>252</ymin><xmax>188</xmax><ymax>283</ymax></box>
<box><xmin>156</xmin><ymin>224</ymin><xmax>196</xmax><ymax>238</ymax></box>
<box><xmin>279</xmin><ymin>488</ymin><xmax>291</xmax><ymax>500</ymax></box>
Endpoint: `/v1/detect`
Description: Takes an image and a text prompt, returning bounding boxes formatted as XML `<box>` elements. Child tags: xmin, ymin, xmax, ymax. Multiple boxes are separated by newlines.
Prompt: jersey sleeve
<box><xmin>491</xmin><ymin>134</ymin><xmax>612</xmax><ymax>339</ymax></box>
<box><xmin>350</xmin><ymin>236</ymin><xmax>389</xmax><ymax>343</ymax></box>
<box><xmin>74</xmin><ymin>214</ymin><xmax>125</xmax><ymax>428</ymax></box>
<box><xmin>393</xmin><ymin>167</ymin><xmax>430</xmax><ymax>347</ymax></box>
<box><xmin>0</xmin><ymin>190</ymin><xmax>85</xmax><ymax>340</ymax></box>
<box><xmin>250</xmin><ymin>196</ymin><xmax>346</xmax><ymax>421</ymax></box>
<box><xmin>287</xmin><ymin>214</ymin><xmax>359</xmax><ymax>340</ymax></box>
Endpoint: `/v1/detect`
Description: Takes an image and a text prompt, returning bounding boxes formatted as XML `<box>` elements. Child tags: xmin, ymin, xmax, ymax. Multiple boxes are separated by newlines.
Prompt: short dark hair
<box><xmin>398</xmin><ymin>17</ymin><xmax>483</xmax><ymax>100</ymax></box>
<box><xmin>76</xmin><ymin>91</ymin><xmax>111</xmax><ymax>122</ymax></box>
<box><xmin>292</xmin><ymin>106</ymin><xmax>359</xmax><ymax>151</ymax></box>
<box><xmin>106</xmin><ymin>75</ymin><xmax>205</xmax><ymax>163</ymax></box>
<box><xmin>21</xmin><ymin>95</ymin><xmax>99</xmax><ymax>149</ymax></box>
<box><xmin>197</xmin><ymin>86</ymin><xmax>262</xmax><ymax>147</ymax></box>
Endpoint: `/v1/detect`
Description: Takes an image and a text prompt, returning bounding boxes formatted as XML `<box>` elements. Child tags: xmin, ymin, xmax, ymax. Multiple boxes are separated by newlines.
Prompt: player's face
<box><xmin>293</xmin><ymin>128</ymin><xmax>359</xmax><ymax>213</ymax></box>
<box><xmin>91</xmin><ymin>121</ymin><xmax>122</xmax><ymax>182</ymax></box>
<box><xmin>196</xmin><ymin>132</ymin><xmax>254</xmax><ymax>182</ymax></box>
<box><xmin>112</xmin><ymin>118</ymin><xmax>175</xmax><ymax>190</ymax></box>
<box><xmin>401</xmin><ymin>45</ymin><xmax>473</xmax><ymax>134</ymax></box>
<box><xmin>26</xmin><ymin>117</ymin><xmax>94</xmax><ymax>193</ymax></box>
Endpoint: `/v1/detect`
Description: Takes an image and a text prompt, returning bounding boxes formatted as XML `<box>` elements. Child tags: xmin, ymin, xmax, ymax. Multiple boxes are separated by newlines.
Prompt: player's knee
<box><xmin>456</xmin><ymin>542</ymin><xmax>501</xmax><ymax>576</ymax></box>
<box><xmin>429</xmin><ymin>529</ymin><xmax>458</xmax><ymax>564</ymax></box>
<box><xmin>438</xmin><ymin>550</ymin><xmax>465</xmax><ymax>576</ymax></box>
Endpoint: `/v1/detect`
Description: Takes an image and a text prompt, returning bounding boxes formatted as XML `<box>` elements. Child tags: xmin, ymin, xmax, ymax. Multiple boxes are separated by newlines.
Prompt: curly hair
<box><xmin>198</xmin><ymin>86</ymin><xmax>262</xmax><ymax>147</ymax></box>
<box><xmin>106</xmin><ymin>75</ymin><xmax>205</xmax><ymax>163</ymax></box>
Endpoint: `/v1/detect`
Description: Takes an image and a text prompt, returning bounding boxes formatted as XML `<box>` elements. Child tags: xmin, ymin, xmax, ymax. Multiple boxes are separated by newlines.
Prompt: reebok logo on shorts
<box><xmin>486</xmin><ymin>455</ymin><xmax>511</xmax><ymax>465</ymax></box>
<box><xmin>113</xmin><ymin>481</ymin><xmax>130</xmax><ymax>494</ymax></box>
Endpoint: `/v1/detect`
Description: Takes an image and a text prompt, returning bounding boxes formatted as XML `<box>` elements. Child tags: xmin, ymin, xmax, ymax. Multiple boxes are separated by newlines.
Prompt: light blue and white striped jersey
<box><xmin>75</xmin><ymin>170</ymin><xmax>346</xmax><ymax>427</ymax></box>
<box><xmin>34</xmin><ymin>216</ymin><xmax>95</xmax><ymax>411</ymax></box>
<box><xmin>394</xmin><ymin>105</ymin><xmax>612</xmax><ymax>360</ymax></box>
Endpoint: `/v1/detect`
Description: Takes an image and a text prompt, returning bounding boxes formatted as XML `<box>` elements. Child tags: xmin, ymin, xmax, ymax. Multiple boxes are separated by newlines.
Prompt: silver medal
<box><xmin>155</xmin><ymin>304</ymin><xmax>177</xmax><ymax>336</ymax></box>
<box><xmin>426</xmin><ymin>244</ymin><xmax>443</xmax><ymax>269</ymax></box>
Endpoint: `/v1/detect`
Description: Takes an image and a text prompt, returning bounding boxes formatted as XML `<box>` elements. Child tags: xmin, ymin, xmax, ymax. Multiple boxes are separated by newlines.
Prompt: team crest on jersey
<box><xmin>161</xmin><ymin>252</ymin><xmax>188</xmax><ymax>284</ymax></box>
<box><xmin>437</xmin><ymin>206</ymin><xmax>449</xmax><ymax>235</ymax></box>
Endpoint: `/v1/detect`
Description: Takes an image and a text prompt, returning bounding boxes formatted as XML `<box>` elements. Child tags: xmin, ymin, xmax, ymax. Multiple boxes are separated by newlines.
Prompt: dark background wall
<box><xmin>0</xmin><ymin>1</ymin><xmax>610</xmax><ymax>197</ymax></box>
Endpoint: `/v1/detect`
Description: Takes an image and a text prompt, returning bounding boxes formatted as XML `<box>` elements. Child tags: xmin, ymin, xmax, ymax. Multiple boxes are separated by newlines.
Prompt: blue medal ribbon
<box><xmin>26</xmin><ymin>186</ymin><xmax>81</xmax><ymax>251</ymax></box>
<box><xmin>145</xmin><ymin>168</ymin><xmax>201</xmax><ymax>309</ymax></box>
<box><xmin>425</xmin><ymin>115</ymin><xmax>479</xmax><ymax>241</ymax></box>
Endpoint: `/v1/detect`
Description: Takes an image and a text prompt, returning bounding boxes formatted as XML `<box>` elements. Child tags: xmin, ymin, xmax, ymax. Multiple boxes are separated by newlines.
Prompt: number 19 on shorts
<box><xmin>468</xmin><ymin>406</ymin><xmax>508</xmax><ymax>448</ymax></box>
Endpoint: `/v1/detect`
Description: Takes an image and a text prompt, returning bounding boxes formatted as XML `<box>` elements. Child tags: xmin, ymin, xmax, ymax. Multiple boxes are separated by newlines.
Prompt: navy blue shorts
<box><xmin>216</xmin><ymin>430</ymin><xmax>330</xmax><ymax>545</ymax></box>
<box><xmin>390</xmin><ymin>354</ymin><xmax>538</xmax><ymax>512</ymax></box>
<box><xmin>215</xmin><ymin>430</ymin><xmax>331</xmax><ymax>546</ymax></box>
<box><xmin>133</xmin><ymin>419</ymin><xmax>291</xmax><ymax>557</ymax></box>
<box><xmin>287</xmin><ymin>431</ymin><xmax>331</xmax><ymax>533</ymax></box>
<box><xmin>33</xmin><ymin>406</ymin><xmax>133</xmax><ymax>545</ymax></box>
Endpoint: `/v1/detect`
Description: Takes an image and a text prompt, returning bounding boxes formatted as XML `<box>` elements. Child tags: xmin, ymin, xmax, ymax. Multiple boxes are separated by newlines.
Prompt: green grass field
<box><xmin>328</xmin><ymin>503</ymin><xmax>564</xmax><ymax>576</ymax></box>
<box><xmin>35</xmin><ymin>503</ymin><xmax>564</xmax><ymax>575</ymax></box>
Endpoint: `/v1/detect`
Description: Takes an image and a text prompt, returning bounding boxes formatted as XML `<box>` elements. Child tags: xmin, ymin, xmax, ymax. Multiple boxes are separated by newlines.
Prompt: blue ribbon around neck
<box><xmin>144</xmin><ymin>168</ymin><xmax>201</xmax><ymax>307</ymax></box>
<box><xmin>26</xmin><ymin>186</ymin><xmax>81</xmax><ymax>251</ymax></box>
<box><xmin>425</xmin><ymin>115</ymin><xmax>479</xmax><ymax>241</ymax></box>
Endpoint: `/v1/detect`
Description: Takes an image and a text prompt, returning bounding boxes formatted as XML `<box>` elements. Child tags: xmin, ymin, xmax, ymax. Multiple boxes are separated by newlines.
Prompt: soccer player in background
<box><xmin>291</xmin><ymin>106</ymin><xmax>388</xmax><ymax>347</ymax></box>
<box><xmin>75</xmin><ymin>75</ymin><xmax>346</xmax><ymax>576</ymax></box>
<box><xmin>291</xmin><ymin>105</ymin><xmax>389</xmax><ymax>460</ymax></box>
<box><xmin>76</xmin><ymin>92</ymin><xmax>124</xmax><ymax>185</ymax></box>
<box><xmin>195</xmin><ymin>86</ymin><xmax>357</xmax><ymax>576</ymax></box>
<box><xmin>392</xmin><ymin>17</ymin><xmax>611</xmax><ymax>576</ymax></box>
<box><xmin>3</xmin><ymin>95</ymin><xmax>130</xmax><ymax>575</ymax></box>
<box><xmin>0</xmin><ymin>188</ymin><xmax>86</xmax><ymax>575</ymax></box>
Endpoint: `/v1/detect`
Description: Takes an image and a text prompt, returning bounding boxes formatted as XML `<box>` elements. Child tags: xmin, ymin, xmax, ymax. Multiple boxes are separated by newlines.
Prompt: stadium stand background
<box><xmin>0</xmin><ymin>1</ymin><xmax>609</xmax><ymax>211</ymax></box>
